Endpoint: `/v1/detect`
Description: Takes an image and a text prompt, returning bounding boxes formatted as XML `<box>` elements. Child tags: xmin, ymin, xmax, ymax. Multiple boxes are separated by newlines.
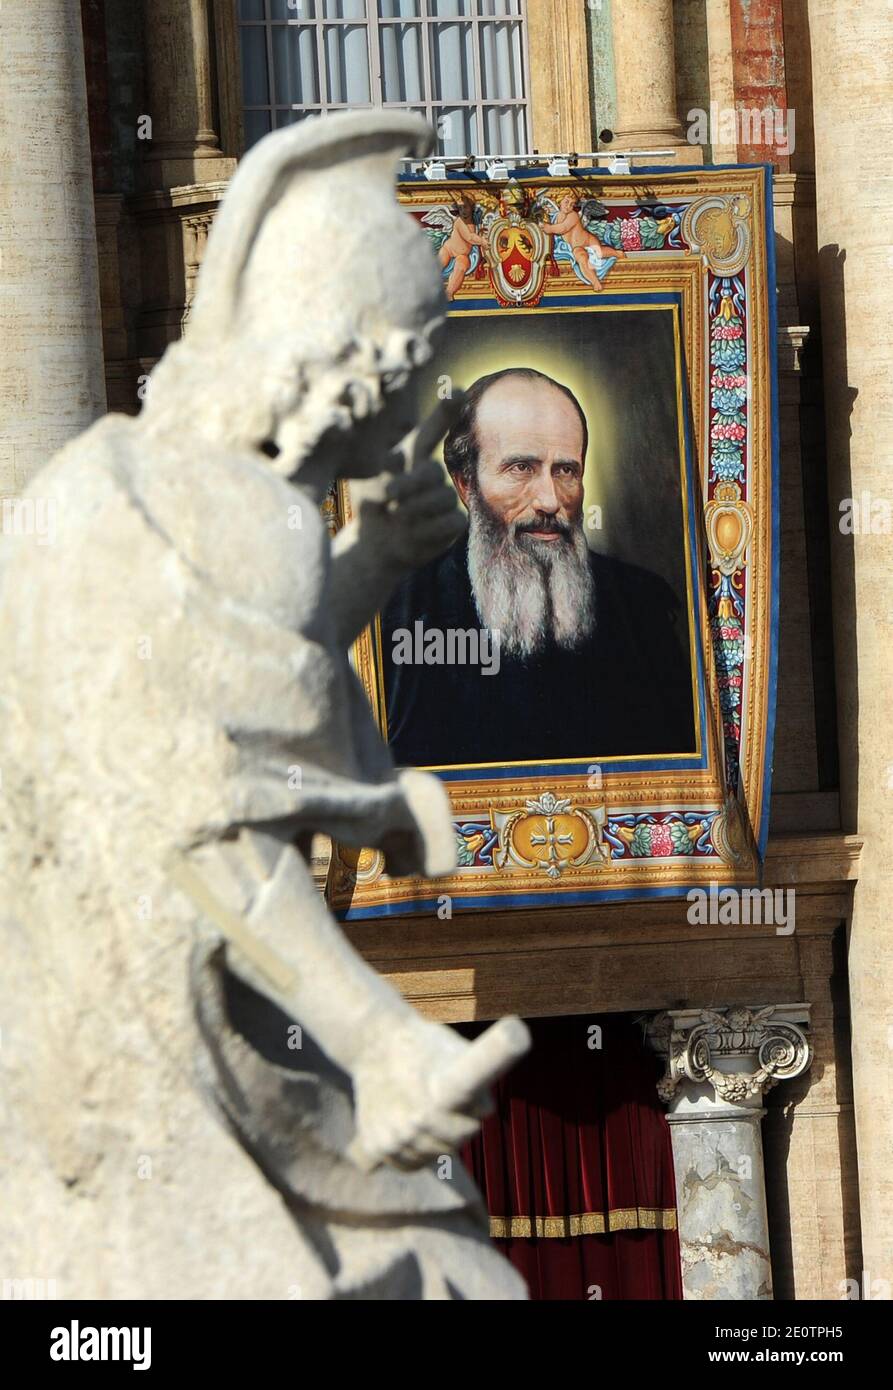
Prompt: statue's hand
<box><xmin>379</xmin><ymin>769</ymin><xmax>456</xmax><ymax>879</ymax></box>
<box><xmin>352</xmin><ymin>395</ymin><xmax>467</xmax><ymax>575</ymax></box>
<box><xmin>349</xmin><ymin>1014</ymin><xmax>530</xmax><ymax>1171</ymax></box>
<box><xmin>374</xmin><ymin>455</ymin><xmax>467</xmax><ymax>571</ymax></box>
<box><xmin>348</xmin><ymin>1017</ymin><xmax>491</xmax><ymax>1172</ymax></box>
<box><xmin>328</xmin><ymin>398</ymin><xmax>467</xmax><ymax>646</ymax></box>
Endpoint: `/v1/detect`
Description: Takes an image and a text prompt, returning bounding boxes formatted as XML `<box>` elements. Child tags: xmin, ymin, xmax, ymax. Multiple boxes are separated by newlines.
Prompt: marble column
<box><xmin>809</xmin><ymin>0</ymin><xmax>893</xmax><ymax>1294</ymax></box>
<box><xmin>525</xmin><ymin>0</ymin><xmax>593</xmax><ymax>155</ymax></box>
<box><xmin>140</xmin><ymin>0</ymin><xmax>224</xmax><ymax>189</ymax></box>
<box><xmin>610</xmin><ymin>0</ymin><xmax>691</xmax><ymax>158</ymax></box>
<box><xmin>0</xmin><ymin>0</ymin><xmax>106</xmax><ymax>495</ymax></box>
<box><xmin>649</xmin><ymin>1007</ymin><xmax>812</xmax><ymax>1300</ymax></box>
<box><xmin>704</xmin><ymin>0</ymin><xmax>738</xmax><ymax>164</ymax></box>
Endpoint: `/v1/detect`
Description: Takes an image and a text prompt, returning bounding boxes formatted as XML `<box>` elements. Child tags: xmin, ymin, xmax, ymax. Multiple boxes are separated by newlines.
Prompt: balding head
<box><xmin>448</xmin><ymin>369</ymin><xmax>595</xmax><ymax>658</ymax></box>
<box><xmin>444</xmin><ymin>369</ymin><xmax>587</xmax><ymax>497</ymax></box>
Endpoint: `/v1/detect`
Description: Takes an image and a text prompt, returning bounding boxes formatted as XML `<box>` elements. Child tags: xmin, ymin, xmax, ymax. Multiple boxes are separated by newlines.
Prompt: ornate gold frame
<box><xmin>329</xmin><ymin>165</ymin><xmax>777</xmax><ymax>918</ymax></box>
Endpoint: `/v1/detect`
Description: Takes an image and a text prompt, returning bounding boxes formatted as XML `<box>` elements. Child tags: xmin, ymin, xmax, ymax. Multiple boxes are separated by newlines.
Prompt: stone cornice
<box><xmin>772</xmin><ymin>170</ymin><xmax>816</xmax><ymax>206</ymax></box>
<box><xmin>777</xmin><ymin>324</ymin><xmax>811</xmax><ymax>375</ymax></box>
<box><xmin>128</xmin><ymin>177</ymin><xmax>233</xmax><ymax>218</ymax></box>
<box><xmin>341</xmin><ymin>832</ymin><xmax>862</xmax><ymax>1024</ymax></box>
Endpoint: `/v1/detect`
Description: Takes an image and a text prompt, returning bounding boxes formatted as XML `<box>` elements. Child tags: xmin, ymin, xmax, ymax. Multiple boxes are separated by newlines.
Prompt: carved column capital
<box><xmin>648</xmin><ymin>1005</ymin><xmax>812</xmax><ymax>1108</ymax></box>
<box><xmin>648</xmin><ymin>1005</ymin><xmax>811</xmax><ymax>1299</ymax></box>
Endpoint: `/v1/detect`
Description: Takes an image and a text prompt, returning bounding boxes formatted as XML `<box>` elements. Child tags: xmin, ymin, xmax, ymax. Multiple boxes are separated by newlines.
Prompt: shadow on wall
<box><xmin>816</xmin><ymin>244</ymin><xmax>858</xmax><ymax>831</ymax></box>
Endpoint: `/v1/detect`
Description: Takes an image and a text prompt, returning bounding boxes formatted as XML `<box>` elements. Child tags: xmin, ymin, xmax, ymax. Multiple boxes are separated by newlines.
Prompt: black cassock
<box><xmin>381</xmin><ymin>537</ymin><xmax>697</xmax><ymax>769</ymax></box>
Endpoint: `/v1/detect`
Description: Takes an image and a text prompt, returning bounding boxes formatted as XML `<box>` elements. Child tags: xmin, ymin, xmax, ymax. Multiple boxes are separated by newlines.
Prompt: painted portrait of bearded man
<box><xmin>381</xmin><ymin>350</ymin><xmax>697</xmax><ymax>769</ymax></box>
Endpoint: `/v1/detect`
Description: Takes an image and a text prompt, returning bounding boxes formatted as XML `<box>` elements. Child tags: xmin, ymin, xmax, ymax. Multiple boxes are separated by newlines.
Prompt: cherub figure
<box><xmin>425</xmin><ymin>193</ymin><xmax>489</xmax><ymax>300</ymax></box>
<box><xmin>541</xmin><ymin>192</ymin><xmax>626</xmax><ymax>291</ymax></box>
<box><xmin>0</xmin><ymin>114</ymin><xmax>528</xmax><ymax>1299</ymax></box>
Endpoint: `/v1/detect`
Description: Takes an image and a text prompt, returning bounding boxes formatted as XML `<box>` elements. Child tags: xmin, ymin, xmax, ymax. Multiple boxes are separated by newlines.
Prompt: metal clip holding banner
<box><xmin>404</xmin><ymin>149</ymin><xmax>679</xmax><ymax>178</ymax></box>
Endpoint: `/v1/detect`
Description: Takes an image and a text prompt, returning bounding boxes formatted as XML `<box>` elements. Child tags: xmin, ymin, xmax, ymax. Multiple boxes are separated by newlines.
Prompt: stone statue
<box><xmin>0</xmin><ymin>112</ymin><xmax>529</xmax><ymax>1300</ymax></box>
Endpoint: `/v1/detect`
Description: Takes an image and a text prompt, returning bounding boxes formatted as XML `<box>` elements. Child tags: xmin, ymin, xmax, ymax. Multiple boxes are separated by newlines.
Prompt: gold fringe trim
<box><xmin>489</xmin><ymin>1208</ymin><xmax>677</xmax><ymax>1239</ymax></box>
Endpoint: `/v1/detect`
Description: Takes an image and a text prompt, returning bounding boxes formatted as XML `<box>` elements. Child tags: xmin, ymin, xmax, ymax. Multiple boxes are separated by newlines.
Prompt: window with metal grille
<box><xmin>238</xmin><ymin>0</ymin><xmax>530</xmax><ymax>157</ymax></box>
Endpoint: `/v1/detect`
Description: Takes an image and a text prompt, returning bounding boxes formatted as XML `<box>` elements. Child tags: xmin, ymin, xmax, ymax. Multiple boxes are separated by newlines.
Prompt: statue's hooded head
<box><xmin>144</xmin><ymin>112</ymin><xmax>445</xmax><ymax>492</ymax></box>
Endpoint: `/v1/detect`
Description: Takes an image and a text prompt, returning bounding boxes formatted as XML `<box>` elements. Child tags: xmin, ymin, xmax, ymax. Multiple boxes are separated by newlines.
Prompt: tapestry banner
<box><xmin>329</xmin><ymin>164</ymin><xmax>778</xmax><ymax>919</ymax></box>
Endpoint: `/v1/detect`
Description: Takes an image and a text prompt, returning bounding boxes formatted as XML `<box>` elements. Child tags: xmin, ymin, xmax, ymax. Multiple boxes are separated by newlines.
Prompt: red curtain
<box><xmin>457</xmin><ymin>1014</ymin><xmax>682</xmax><ymax>1301</ymax></box>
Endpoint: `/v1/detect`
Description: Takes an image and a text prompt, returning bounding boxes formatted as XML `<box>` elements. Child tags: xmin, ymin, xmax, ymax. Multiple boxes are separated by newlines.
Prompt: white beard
<box><xmin>466</xmin><ymin>489</ymin><xmax>596</xmax><ymax>659</ymax></box>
